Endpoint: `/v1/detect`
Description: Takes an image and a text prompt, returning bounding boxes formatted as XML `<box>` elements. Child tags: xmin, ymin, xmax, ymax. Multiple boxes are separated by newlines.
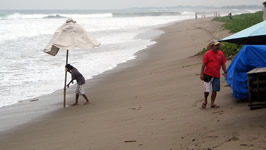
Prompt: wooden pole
<box><xmin>63</xmin><ymin>50</ymin><xmax>69</xmax><ymax>108</ymax></box>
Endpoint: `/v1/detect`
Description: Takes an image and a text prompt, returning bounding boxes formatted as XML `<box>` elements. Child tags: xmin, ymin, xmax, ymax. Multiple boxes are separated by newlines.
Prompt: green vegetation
<box><xmin>213</xmin><ymin>11</ymin><xmax>263</xmax><ymax>33</ymax></box>
<box><xmin>198</xmin><ymin>11</ymin><xmax>263</xmax><ymax>57</ymax></box>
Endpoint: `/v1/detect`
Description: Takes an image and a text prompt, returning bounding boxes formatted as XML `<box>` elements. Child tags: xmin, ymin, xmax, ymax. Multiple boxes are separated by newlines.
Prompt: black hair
<box><xmin>65</xmin><ymin>64</ymin><xmax>74</xmax><ymax>70</ymax></box>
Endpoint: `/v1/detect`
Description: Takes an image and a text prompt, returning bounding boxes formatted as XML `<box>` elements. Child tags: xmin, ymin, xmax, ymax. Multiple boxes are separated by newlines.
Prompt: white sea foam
<box><xmin>181</xmin><ymin>11</ymin><xmax>195</xmax><ymax>15</ymax></box>
<box><xmin>0</xmin><ymin>13</ymin><xmax>113</xmax><ymax>20</ymax></box>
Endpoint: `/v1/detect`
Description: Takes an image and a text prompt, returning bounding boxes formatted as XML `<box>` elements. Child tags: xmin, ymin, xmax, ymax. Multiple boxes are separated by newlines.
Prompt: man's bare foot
<box><xmin>84</xmin><ymin>101</ymin><xmax>91</xmax><ymax>105</ymax></box>
<box><xmin>72</xmin><ymin>103</ymin><xmax>78</xmax><ymax>106</ymax></box>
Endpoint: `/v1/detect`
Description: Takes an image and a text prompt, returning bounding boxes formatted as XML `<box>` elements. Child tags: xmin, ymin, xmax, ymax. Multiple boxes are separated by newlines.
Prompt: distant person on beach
<box><xmin>65</xmin><ymin>64</ymin><xmax>90</xmax><ymax>106</ymax></box>
<box><xmin>228</xmin><ymin>13</ymin><xmax>232</xmax><ymax>20</ymax></box>
<box><xmin>200</xmin><ymin>40</ymin><xmax>227</xmax><ymax>109</ymax></box>
<box><xmin>263</xmin><ymin>0</ymin><xmax>266</xmax><ymax>20</ymax></box>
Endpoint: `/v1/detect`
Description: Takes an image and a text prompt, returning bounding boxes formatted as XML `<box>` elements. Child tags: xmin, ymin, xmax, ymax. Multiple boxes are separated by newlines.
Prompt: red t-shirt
<box><xmin>202</xmin><ymin>50</ymin><xmax>226</xmax><ymax>78</ymax></box>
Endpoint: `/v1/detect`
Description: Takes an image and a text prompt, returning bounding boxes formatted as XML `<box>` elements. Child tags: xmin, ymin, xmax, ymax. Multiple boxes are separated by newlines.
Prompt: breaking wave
<box><xmin>0</xmin><ymin>11</ymin><xmax>183</xmax><ymax>20</ymax></box>
<box><xmin>0</xmin><ymin>13</ymin><xmax>113</xmax><ymax>20</ymax></box>
<box><xmin>43</xmin><ymin>14</ymin><xmax>67</xmax><ymax>19</ymax></box>
<box><xmin>113</xmin><ymin>11</ymin><xmax>181</xmax><ymax>17</ymax></box>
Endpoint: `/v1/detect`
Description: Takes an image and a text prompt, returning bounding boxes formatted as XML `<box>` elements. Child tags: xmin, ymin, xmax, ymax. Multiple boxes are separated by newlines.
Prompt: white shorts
<box><xmin>76</xmin><ymin>84</ymin><xmax>85</xmax><ymax>95</ymax></box>
<box><xmin>203</xmin><ymin>81</ymin><xmax>212</xmax><ymax>92</ymax></box>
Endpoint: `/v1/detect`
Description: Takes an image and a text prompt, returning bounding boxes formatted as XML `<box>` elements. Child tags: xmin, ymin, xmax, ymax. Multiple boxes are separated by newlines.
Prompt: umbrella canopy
<box><xmin>44</xmin><ymin>18</ymin><xmax>100</xmax><ymax>56</ymax></box>
<box><xmin>219</xmin><ymin>20</ymin><xmax>266</xmax><ymax>45</ymax></box>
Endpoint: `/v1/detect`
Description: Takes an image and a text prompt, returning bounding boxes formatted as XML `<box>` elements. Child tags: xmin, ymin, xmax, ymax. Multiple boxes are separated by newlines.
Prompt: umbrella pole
<box><xmin>64</xmin><ymin>50</ymin><xmax>69</xmax><ymax>108</ymax></box>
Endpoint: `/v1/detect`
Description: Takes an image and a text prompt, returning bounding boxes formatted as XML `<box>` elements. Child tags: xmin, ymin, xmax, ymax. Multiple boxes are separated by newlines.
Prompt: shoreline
<box><xmin>0</xmin><ymin>19</ymin><xmax>175</xmax><ymax>109</ymax></box>
<box><xmin>0</xmin><ymin>18</ymin><xmax>179</xmax><ymax>132</ymax></box>
<box><xmin>2</xmin><ymin>18</ymin><xmax>266</xmax><ymax>150</ymax></box>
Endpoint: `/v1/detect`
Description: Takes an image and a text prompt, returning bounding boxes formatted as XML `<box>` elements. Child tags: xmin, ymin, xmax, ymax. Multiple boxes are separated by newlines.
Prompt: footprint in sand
<box><xmin>129</xmin><ymin>107</ymin><xmax>142</xmax><ymax>110</ymax></box>
<box><xmin>192</xmin><ymin>98</ymin><xmax>204</xmax><ymax>107</ymax></box>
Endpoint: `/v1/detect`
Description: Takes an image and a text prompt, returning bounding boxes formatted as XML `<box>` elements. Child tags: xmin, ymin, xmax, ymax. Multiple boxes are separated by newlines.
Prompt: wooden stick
<box><xmin>64</xmin><ymin>50</ymin><xmax>69</xmax><ymax>108</ymax></box>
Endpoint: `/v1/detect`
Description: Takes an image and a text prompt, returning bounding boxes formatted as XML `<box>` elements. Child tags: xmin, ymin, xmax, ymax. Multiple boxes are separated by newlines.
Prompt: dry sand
<box><xmin>1</xmin><ymin>18</ymin><xmax>266</xmax><ymax>150</ymax></box>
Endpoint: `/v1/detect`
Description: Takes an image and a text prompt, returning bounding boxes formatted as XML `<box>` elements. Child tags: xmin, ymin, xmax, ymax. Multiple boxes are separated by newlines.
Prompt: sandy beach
<box><xmin>1</xmin><ymin>18</ymin><xmax>266</xmax><ymax>150</ymax></box>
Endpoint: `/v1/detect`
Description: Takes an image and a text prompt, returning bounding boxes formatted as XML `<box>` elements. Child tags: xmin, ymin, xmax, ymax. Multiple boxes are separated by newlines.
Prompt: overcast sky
<box><xmin>0</xmin><ymin>0</ymin><xmax>263</xmax><ymax>10</ymax></box>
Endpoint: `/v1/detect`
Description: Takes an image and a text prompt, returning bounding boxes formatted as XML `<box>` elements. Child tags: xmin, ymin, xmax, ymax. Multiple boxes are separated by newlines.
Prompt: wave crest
<box><xmin>44</xmin><ymin>14</ymin><xmax>66</xmax><ymax>19</ymax></box>
<box><xmin>113</xmin><ymin>11</ymin><xmax>181</xmax><ymax>17</ymax></box>
<box><xmin>0</xmin><ymin>13</ymin><xmax>113</xmax><ymax>20</ymax></box>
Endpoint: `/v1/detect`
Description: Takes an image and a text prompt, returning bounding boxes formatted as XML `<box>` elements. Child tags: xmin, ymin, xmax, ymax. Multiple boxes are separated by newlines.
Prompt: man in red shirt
<box><xmin>200</xmin><ymin>40</ymin><xmax>227</xmax><ymax>109</ymax></box>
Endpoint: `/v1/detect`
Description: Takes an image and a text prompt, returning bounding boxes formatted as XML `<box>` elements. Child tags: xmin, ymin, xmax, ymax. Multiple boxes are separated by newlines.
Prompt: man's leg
<box><xmin>72</xmin><ymin>85</ymin><xmax>80</xmax><ymax>106</ymax></box>
<box><xmin>204</xmin><ymin>92</ymin><xmax>209</xmax><ymax>104</ymax></box>
<box><xmin>202</xmin><ymin>81</ymin><xmax>211</xmax><ymax>108</ymax></box>
<box><xmin>210</xmin><ymin>78</ymin><xmax>220</xmax><ymax>108</ymax></box>
<box><xmin>201</xmin><ymin>92</ymin><xmax>209</xmax><ymax>109</ymax></box>
<box><xmin>82</xmin><ymin>94</ymin><xmax>90</xmax><ymax>105</ymax></box>
<box><xmin>72</xmin><ymin>94</ymin><xmax>79</xmax><ymax>106</ymax></box>
<box><xmin>210</xmin><ymin>91</ymin><xmax>217</xmax><ymax>106</ymax></box>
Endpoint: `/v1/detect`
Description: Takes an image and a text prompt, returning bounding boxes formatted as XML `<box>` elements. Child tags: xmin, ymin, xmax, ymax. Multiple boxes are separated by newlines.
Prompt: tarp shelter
<box><xmin>226</xmin><ymin>45</ymin><xmax>266</xmax><ymax>100</ymax></box>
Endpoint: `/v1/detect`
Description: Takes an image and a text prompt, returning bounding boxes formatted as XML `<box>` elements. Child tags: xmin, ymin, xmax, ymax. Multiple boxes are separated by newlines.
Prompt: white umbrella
<box><xmin>44</xmin><ymin>18</ymin><xmax>100</xmax><ymax>107</ymax></box>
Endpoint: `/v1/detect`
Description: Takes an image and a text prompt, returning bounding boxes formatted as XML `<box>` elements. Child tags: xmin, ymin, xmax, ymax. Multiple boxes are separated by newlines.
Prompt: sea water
<box><xmin>0</xmin><ymin>8</ymin><xmax>259</xmax><ymax>107</ymax></box>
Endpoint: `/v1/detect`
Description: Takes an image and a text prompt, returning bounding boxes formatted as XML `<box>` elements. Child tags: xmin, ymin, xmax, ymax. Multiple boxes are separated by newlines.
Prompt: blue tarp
<box><xmin>226</xmin><ymin>45</ymin><xmax>266</xmax><ymax>100</ymax></box>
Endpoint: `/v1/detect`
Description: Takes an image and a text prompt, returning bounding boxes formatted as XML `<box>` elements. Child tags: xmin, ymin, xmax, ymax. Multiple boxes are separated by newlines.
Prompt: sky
<box><xmin>0</xmin><ymin>0</ymin><xmax>263</xmax><ymax>10</ymax></box>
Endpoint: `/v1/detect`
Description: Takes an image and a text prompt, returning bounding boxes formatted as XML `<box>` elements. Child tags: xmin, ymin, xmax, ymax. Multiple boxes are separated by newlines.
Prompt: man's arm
<box><xmin>200</xmin><ymin>63</ymin><xmax>206</xmax><ymax>80</ymax></box>
<box><xmin>66</xmin><ymin>71</ymin><xmax>74</xmax><ymax>88</ymax></box>
<box><xmin>222</xmin><ymin>63</ymin><xmax>227</xmax><ymax>79</ymax></box>
<box><xmin>66</xmin><ymin>79</ymin><xmax>74</xmax><ymax>88</ymax></box>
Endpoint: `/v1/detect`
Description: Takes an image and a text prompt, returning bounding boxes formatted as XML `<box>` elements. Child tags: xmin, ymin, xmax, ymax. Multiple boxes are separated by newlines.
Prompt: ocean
<box><xmin>0</xmin><ymin>8</ymin><xmax>260</xmax><ymax>108</ymax></box>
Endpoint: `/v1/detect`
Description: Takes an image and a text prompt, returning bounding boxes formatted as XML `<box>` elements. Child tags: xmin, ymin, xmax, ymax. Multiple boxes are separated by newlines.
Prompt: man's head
<box><xmin>209</xmin><ymin>39</ymin><xmax>220</xmax><ymax>51</ymax></box>
<box><xmin>263</xmin><ymin>0</ymin><xmax>266</xmax><ymax>7</ymax></box>
<box><xmin>65</xmin><ymin>64</ymin><xmax>74</xmax><ymax>71</ymax></box>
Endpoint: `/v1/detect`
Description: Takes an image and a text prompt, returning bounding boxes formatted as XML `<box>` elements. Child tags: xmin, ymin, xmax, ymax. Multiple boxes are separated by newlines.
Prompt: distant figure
<box><xmin>214</xmin><ymin>12</ymin><xmax>217</xmax><ymax>17</ymax></box>
<box><xmin>65</xmin><ymin>64</ymin><xmax>90</xmax><ymax>106</ymax></box>
<box><xmin>200</xmin><ymin>40</ymin><xmax>227</xmax><ymax>109</ymax></box>
<box><xmin>263</xmin><ymin>0</ymin><xmax>266</xmax><ymax>20</ymax></box>
<box><xmin>228</xmin><ymin>13</ymin><xmax>232</xmax><ymax>20</ymax></box>
<box><xmin>195</xmin><ymin>13</ymin><xmax>198</xmax><ymax>19</ymax></box>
